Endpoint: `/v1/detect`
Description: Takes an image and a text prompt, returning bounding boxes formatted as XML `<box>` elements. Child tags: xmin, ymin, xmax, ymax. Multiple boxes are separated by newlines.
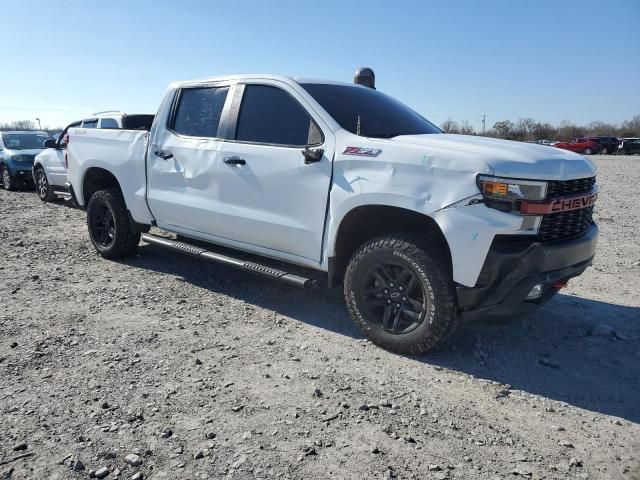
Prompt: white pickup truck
<box><xmin>67</xmin><ymin>72</ymin><xmax>599</xmax><ymax>354</ymax></box>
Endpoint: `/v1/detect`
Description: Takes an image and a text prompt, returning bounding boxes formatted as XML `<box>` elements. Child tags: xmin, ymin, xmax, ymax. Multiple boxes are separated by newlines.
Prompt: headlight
<box><xmin>11</xmin><ymin>155</ymin><xmax>21</xmax><ymax>161</ymax></box>
<box><xmin>477</xmin><ymin>175</ymin><xmax>547</xmax><ymax>213</ymax></box>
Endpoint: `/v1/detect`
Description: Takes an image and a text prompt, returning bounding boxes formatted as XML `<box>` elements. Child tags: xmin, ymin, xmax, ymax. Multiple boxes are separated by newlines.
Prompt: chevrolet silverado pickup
<box><xmin>66</xmin><ymin>72</ymin><xmax>599</xmax><ymax>354</ymax></box>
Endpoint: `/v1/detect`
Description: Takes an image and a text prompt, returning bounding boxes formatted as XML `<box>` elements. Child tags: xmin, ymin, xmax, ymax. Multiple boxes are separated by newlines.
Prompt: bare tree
<box><xmin>532</xmin><ymin>122</ymin><xmax>556</xmax><ymax>140</ymax></box>
<box><xmin>459</xmin><ymin>120</ymin><xmax>474</xmax><ymax>135</ymax></box>
<box><xmin>440</xmin><ymin>118</ymin><xmax>460</xmax><ymax>134</ymax></box>
<box><xmin>621</xmin><ymin>115</ymin><xmax>640</xmax><ymax>137</ymax></box>
<box><xmin>11</xmin><ymin>120</ymin><xmax>36</xmax><ymax>130</ymax></box>
<box><xmin>493</xmin><ymin>120</ymin><xmax>514</xmax><ymax>138</ymax></box>
<box><xmin>556</xmin><ymin>120</ymin><xmax>584</xmax><ymax>141</ymax></box>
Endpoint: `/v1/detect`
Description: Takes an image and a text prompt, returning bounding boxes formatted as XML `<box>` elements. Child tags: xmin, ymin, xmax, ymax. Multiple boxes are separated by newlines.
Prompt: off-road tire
<box><xmin>344</xmin><ymin>234</ymin><xmax>458</xmax><ymax>355</ymax></box>
<box><xmin>35</xmin><ymin>167</ymin><xmax>55</xmax><ymax>202</ymax></box>
<box><xmin>1</xmin><ymin>165</ymin><xmax>16</xmax><ymax>191</ymax></box>
<box><xmin>87</xmin><ymin>188</ymin><xmax>140</xmax><ymax>259</ymax></box>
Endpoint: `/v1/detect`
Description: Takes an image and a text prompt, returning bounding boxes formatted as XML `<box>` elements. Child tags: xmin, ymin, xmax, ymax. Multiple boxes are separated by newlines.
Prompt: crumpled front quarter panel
<box><xmin>326</xmin><ymin>134</ymin><xmax>496</xmax><ymax>286</ymax></box>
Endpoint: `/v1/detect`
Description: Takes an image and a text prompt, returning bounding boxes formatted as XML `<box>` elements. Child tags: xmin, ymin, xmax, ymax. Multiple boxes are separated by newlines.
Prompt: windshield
<box><xmin>300</xmin><ymin>83</ymin><xmax>442</xmax><ymax>138</ymax></box>
<box><xmin>1</xmin><ymin>133</ymin><xmax>53</xmax><ymax>150</ymax></box>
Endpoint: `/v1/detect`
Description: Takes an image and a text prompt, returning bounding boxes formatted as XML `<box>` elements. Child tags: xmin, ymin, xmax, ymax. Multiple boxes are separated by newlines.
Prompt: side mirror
<box><xmin>302</xmin><ymin>147</ymin><xmax>324</xmax><ymax>164</ymax></box>
<box><xmin>44</xmin><ymin>139</ymin><xmax>57</xmax><ymax>149</ymax></box>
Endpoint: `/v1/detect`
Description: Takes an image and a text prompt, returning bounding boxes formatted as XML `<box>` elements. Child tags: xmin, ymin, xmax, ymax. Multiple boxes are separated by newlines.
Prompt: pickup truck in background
<box><xmin>67</xmin><ymin>72</ymin><xmax>599</xmax><ymax>354</ymax></box>
<box><xmin>34</xmin><ymin>112</ymin><xmax>154</xmax><ymax>202</ymax></box>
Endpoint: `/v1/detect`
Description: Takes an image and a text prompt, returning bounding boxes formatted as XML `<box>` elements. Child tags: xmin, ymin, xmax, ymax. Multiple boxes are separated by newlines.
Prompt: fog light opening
<box><xmin>526</xmin><ymin>283</ymin><xmax>544</xmax><ymax>300</ymax></box>
<box><xmin>552</xmin><ymin>279</ymin><xmax>569</xmax><ymax>289</ymax></box>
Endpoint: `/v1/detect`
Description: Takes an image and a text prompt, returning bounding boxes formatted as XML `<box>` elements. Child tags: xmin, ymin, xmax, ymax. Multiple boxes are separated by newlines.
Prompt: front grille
<box><xmin>547</xmin><ymin>176</ymin><xmax>595</xmax><ymax>198</ymax></box>
<box><xmin>537</xmin><ymin>176</ymin><xmax>596</xmax><ymax>241</ymax></box>
<box><xmin>539</xmin><ymin>206</ymin><xmax>594</xmax><ymax>242</ymax></box>
<box><xmin>15</xmin><ymin>154</ymin><xmax>35</xmax><ymax>163</ymax></box>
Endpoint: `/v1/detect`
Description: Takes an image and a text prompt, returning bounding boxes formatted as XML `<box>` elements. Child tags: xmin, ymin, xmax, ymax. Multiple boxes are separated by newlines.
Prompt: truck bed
<box><xmin>67</xmin><ymin>128</ymin><xmax>154</xmax><ymax>224</ymax></box>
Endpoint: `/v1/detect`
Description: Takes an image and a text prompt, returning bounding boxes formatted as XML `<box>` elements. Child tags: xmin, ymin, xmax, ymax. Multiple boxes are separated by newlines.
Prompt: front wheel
<box><xmin>86</xmin><ymin>188</ymin><xmax>140</xmax><ymax>259</ymax></box>
<box><xmin>344</xmin><ymin>235</ymin><xmax>457</xmax><ymax>355</ymax></box>
<box><xmin>583</xmin><ymin>147</ymin><xmax>593</xmax><ymax>155</ymax></box>
<box><xmin>35</xmin><ymin>168</ymin><xmax>55</xmax><ymax>202</ymax></box>
<box><xmin>1</xmin><ymin>166</ymin><xmax>16</xmax><ymax>191</ymax></box>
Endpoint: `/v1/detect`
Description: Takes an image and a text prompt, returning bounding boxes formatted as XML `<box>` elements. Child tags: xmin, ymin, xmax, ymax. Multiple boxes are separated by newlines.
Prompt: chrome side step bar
<box><xmin>140</xmin><ymin>233</ymin><xmax>316</xmax><ymax>289</ymax></box>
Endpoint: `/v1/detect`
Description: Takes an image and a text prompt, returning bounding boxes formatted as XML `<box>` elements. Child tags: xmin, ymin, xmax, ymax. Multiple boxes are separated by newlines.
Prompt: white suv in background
<box><xmin>33</xmin><ymin>112</ymin><xmax>153</xmax><ymax>201</ymax></box>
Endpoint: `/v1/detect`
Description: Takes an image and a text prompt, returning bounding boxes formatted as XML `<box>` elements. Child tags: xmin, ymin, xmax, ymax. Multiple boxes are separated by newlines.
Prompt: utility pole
<box><xmin>36</xmin><ymin>118</ymin><xmax>42</xmax><ymax>130</ymax></box>
<box><xmin>481</xmin><ymin>114</ymin><xmax>487</xmax><ymax>135</ymax></box>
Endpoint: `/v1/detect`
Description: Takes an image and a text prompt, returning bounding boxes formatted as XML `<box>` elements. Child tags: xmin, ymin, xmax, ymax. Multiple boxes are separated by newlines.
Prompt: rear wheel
<box><xmin>344</xmin><ymin>234</ymin><xmax>457</xmax><ymax>355</ymax></box>
<box><xmin>87</xmin><ymin>188</ymin><xmax>140</xmax><ymax>259</ymax></box>
<box><xmin>1</xmin><ymin>166</ymin><xmax>16</xmax><ymax>191</ymax></box>
<box><xmin>600</xmin><ymin>146</ymin><xmax>608</xmax><ymax>154</ymax></box>
<box><xmin>583</xmin><ymin>147</ymin><xmax>592</xmax><ymax>155</ymax></box>
<box><xmin>36</xmin><ymin>167</ymin><xmax>55</xmax><ymax>202</ymax></box>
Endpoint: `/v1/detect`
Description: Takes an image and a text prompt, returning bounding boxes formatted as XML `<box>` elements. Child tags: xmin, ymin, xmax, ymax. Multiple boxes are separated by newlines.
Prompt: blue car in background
<box><xmin>0</xmin><ymin>131</ymin><xmax>53</xmax><ymax>190</ymax></box>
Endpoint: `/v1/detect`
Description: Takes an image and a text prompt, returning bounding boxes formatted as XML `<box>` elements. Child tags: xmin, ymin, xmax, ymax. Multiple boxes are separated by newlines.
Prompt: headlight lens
<box><xmin>477</xmin><ymin>175</ymin><xmax>547</xmax><ymax>213</ymax></box>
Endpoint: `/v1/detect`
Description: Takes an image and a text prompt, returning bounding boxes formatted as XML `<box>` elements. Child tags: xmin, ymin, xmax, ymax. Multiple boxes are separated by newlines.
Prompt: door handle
<box><xmin>155</xmin><ymin>150</ymin><xmax>173</xmax><ymax>160</ymax></box>
<box><xmin>224</xmin><ymin>156</ymin><xmax>246</xmax><ymax>165</ymax></box>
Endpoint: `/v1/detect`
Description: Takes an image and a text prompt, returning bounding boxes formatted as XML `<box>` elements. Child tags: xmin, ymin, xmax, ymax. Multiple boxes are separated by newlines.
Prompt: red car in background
<box><xmin>553</xmin><ymin>138</ymin><xmax>601</xmax><ymax>155</ymax></box>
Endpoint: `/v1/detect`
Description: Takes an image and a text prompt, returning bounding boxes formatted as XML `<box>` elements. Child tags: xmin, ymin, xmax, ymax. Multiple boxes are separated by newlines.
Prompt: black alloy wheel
<box><xmin>359</xmin><ymin>261</ymin><xmax>428</xmax><ymax>334</ymax></box>
<box><xmin>89</xmin><ymin>204</ymin><xmax>116</xmax><ymax>248</ymax></box>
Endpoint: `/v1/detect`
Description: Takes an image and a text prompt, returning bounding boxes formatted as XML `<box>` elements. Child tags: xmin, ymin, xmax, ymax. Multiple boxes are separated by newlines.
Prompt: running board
<box><xmin>140</xmin><ymin>233</ymin><xmax>316</xmax><ymax>289</ymax></box>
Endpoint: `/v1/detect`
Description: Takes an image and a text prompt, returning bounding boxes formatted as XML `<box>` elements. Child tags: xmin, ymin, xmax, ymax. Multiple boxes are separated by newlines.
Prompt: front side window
<box><xmin>301</xmin><ymin>83</ymin><xmax>442</xmax><ymax>138</ymax></box>
<box><xmin>82</xmin><ymin>120</ymin><xmax>98</xmax><ymax>128</ymax></box>
<box><xmin>172</xmin><ymin>86</ymin><xmax>229</xmax><ymax>138</ymax></box>
<box><xmin>235</xmin><ymin>85</ymin><xmax>317</xmax><ymax>146</ymax></box>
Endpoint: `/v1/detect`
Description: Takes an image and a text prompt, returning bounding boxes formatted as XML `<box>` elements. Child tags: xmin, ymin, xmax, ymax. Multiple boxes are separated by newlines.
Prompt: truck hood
<box><xmin>389</xmin><ymin>133</ymin><xmax>596</xmax><ymax>180</ymax></box>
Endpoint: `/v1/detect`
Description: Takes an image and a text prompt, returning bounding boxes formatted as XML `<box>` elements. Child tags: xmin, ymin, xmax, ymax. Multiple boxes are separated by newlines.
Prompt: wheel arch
<box><xmin>82</xmin><ymin>167</ymin><xmax>123</xmax><ymax>206</ymax></box>
<box><xmin>328</xmin><ymin>204</ymin><xmax>452</xmax><ymax>288</ymax></box>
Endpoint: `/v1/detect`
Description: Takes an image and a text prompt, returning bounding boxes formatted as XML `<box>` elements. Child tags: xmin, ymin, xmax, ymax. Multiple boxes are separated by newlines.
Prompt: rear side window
<box><xmin>100</xmin><ymin>118</ymin><xmax>119</xmax><ymax>129</ymax></box>
<box><xmin>172</xmin><ymin>87</ymin><xmax>229</xmax><ymax>138</ymax></box>
<box><xmin>235</xmin><ymin>85</ymin><xmax>318</xmax><ymax>146</ymax></box>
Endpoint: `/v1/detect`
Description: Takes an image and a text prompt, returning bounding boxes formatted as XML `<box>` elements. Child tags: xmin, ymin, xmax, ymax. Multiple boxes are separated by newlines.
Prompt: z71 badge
<box><xmin>343</xmin><ymin>146</ymin><xmax>382</xmax><ymax>157</ymax></box>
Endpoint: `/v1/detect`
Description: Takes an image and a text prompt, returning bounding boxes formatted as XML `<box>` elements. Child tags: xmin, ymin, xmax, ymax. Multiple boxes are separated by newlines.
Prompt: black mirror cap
<box><xmin>44</xmin><ymin>139</ymin><xmax>57</xmax><ymax>148</ymax></box>
<box><xmin>354</xmin><ymin>67</ymin><xmax>375</xmax><ymax>89</ymax></box>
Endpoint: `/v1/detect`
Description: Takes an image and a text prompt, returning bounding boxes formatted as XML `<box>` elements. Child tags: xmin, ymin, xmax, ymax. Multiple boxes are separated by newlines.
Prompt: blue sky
<box><xmin>1</xmin><ymin>0</ymin><xmax>638</xmax><ymax>130</ymax></box>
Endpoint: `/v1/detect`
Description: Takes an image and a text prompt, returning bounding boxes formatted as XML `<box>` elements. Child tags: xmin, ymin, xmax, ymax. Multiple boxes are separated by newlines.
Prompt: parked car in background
<box><xmin>618</xmin><ymin>138</ymin><xmax>640</xmax><ymax>155</ymax></box>
<box><xmin>33</xmin><ymin>112</ymin><xmax>154</xmax><ymax>202</ymax></box>
<box><xmin>0</xmin><ymin>131</ymin><xmax>54</xmax><ymax>190</ymax></box>
<box><xmin>588</xmin><ymin>136</ymin><xmax>620</xmax><ymax>154</ymax></box>
<box><xmin>617</xmin><ymin>138</ymin><xmax>640</xmax><ymax>155</ymax></box>
<box><xmin>552</xmin><ymin>138</ymin><xmax>601</xmax><ymax>155</ymax></box>
<box><xmin>537</xmin><ymin>140</ymin><xmax>552</xmax><ymax>146</ymax></box>
<box><xmin>32</xmin><ymin>121</ymin><xmax>80</xmax><ymax>201</ymax></box>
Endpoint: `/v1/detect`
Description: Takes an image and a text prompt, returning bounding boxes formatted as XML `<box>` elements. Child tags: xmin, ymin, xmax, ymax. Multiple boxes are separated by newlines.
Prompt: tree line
<box><xmin>0</xmin><ymin>119</ymin><xmax>60</xmax><ymax>135</ymax></box>
<box><xmin>441</xmin><ymin>114</ymin><xmax>640</xmax><ymax>141</ymax></box>
<box><xmin>3</xmin><ymin>115</ymin><xmax>640</xmax><ymax>141</ymax></box>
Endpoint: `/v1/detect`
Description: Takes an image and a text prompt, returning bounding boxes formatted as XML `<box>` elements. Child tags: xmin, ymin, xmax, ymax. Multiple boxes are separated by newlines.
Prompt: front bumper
<box><xmin>7</xmin><ymin>162</ymin><xmax>35</xmax><ymax>181</ymax></box>
<box><xmin>457</xmin><ymin>223</ymin><xmax>598</xmax><ymax>320</ymax></box>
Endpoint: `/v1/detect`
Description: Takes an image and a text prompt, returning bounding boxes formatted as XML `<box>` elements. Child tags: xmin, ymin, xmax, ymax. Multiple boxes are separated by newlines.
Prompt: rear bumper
<box><xmin>457</xmin><ymin>223</ymin><xmax>598</xmax><ymax>321</ymax></box>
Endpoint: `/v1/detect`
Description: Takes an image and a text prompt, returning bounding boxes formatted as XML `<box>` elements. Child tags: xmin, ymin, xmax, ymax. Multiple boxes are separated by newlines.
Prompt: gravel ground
<box><xmin>1</xmin><ymin>155</ymin><xmax>639</xmax><ymax>480</ymax></box>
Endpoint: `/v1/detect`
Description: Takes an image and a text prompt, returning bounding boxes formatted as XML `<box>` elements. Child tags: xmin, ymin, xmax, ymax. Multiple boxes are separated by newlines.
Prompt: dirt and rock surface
<box><xmin>1</xmin><ymin>155</ymin><xmax>639</xmax><ymax>480</ymax></box>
